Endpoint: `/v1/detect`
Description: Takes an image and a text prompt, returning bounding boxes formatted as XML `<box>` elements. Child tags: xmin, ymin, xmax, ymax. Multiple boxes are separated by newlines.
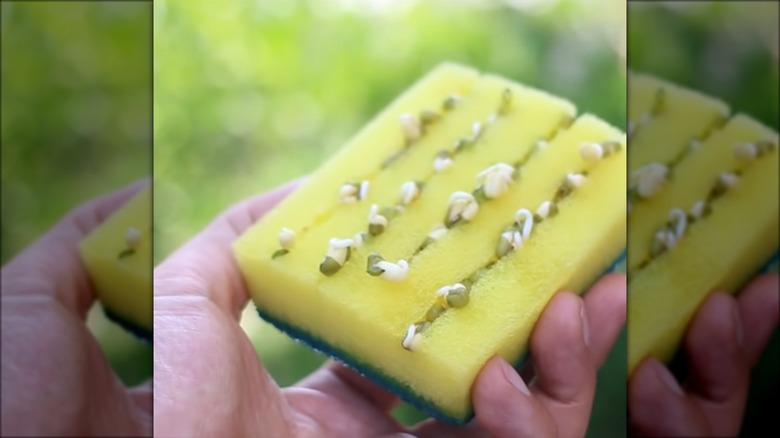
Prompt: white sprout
<box><xmin>374</xmin><ymin>259</ymin><xmax>409</xmax><ymax>282</ymax></box>
<box><xmin>278</xmin><ymin>227</ymin><xmax>295</xmax><ymax>250</ymax></box>
<box><xmin>368</xmin><ymin>204</ymin><xmax>389</xmax><ymax>228</ymax></box>
<box><xmin>339</xmin><ymin>183</ymin><xmax>360</xmax><ymax>204</ymax></box>
<box><xmin>447</xmin><ymin>191</ymin><xmax>479</xmax><ymax>224</ymax></box>
<box><xmin>125</xmin><ymin>227</ymin><xmax>141</xmax><ymax>249</ymax></box>
<box><xmin>514</xmin><ymin>208</ymin><xmax>534</xmax><ymax>240</ymax></box>
<box><xmin>477</xmin><ymin>163</ymin><xmax>515</xmax><ymax>199</ymax></box>
<box><xmin>734</xmin><ymin>142</ymin><xmax>757</xmax><ymax>161</ymax></box>
<box><xmin>359</xmin><ymin>180</ymin><xmax>370</xmax><ymax>200</ymax></box>
<box><xmin>689</xmin><ymin>200</ymin><xmax>706</xmax><ymax>219</ymax></box>
<box><xmin>668</xmin><ymin>208</ymin><xmax>687</xmax><ymax>240</ymax></box>
<box><xmin>631</xmin><ymin>163</ymin><xmax>668</xmax><ymax>198</ymax></box>
<box><xmin>326</xmin><ymin>238</ymin><xmax>354</xmax><ymax>265</ymax></box>
<box><xmin>399</xmin><ymin>113</ymin><xmax>422</xmax><ymax>142</ymax></box>
<box><xmin>719</xmin><ymin>172</ymin><xmax>740</xmax><ymax>188</ymax></box>
<box><xmin>536</xmin><ymin>201</ymin><xmax>553</xmax><ymax>220</ymax></box>
<box><xmin>580</xmin><ymin>142</ymin><xmax>604</xmax><ymax>163</ymax></box>
<box><xmin>433</xmin><ymin>155</ymin><xmax>454</xmax><ymax>172</ymax></box>
<box><xmin>566</xmin><ymin>172</ymin><xmax>587</xmax><ymax>188</ymax></box>
<box><xmin>402</xmin><ymin>324</ymin><xmax>420</xmax><ymax>350</ymax></box>
<box><xmin>398</xmin><ymin>181</ymin><xmax>421</xmax><ymax>206</ymax></box>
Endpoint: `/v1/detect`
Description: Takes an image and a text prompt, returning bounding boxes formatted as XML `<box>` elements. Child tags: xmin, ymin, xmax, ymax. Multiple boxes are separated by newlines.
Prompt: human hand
<box><xmin>1</xmin><ymin>180</ymin><xmax>152</xmax><ymax>437</ymax></box>
<box><xmin>153</xmin><ymin>179</ymin><xmax>626</xmax><ymax>438</ymax></box>
<box><xmin>628</xmin><ymin>274</ymin><xmax>779</xmax><ymax>437</ymax></box>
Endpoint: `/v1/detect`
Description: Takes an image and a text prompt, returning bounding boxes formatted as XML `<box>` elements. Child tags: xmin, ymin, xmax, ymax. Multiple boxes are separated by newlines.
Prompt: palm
<box><xmin>1</xmin><ymin>181</ymin><xmax>152</xmax><ymax>437</ymax></box>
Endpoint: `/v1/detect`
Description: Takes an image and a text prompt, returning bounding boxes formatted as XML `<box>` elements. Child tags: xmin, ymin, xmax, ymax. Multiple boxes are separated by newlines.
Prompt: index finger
<box><xmin>154</xmin><ymin>178</ymin><xmax>302</xmax><ymax>318</ymax></box>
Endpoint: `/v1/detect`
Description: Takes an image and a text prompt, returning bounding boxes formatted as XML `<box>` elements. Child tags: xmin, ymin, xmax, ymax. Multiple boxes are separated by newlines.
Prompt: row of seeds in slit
<box><xmin>401</xmin><ymin>138</ymin><xmax>623</xmax><ymax>351</ymax></box>
<box><xmin>269</xmin><ymin>91</ymin><xmax>469</xmax><ymax>260</ymax></box>
<box><xmin>628</xmin><ymin>90</ymin><xmax>728</xmax><ymax>212</ymax></box>
<box><xmin>317</xmin><ymin>89</ymin><xmax>516</xmax><ymax>279</ymax></box>
<box><xmin>632</xmin><ymin>138</ymin><xmax>777</xmax><ymax>274</ymax></box>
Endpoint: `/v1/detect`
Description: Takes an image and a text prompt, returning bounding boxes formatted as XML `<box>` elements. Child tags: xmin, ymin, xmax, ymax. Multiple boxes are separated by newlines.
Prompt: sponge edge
<box><xmin>253</xmin><ymin>253</ymin><xmax>624</xmax><ymax>425</ymax></box>
<box><xmin>103</xmin><ymin>306</ymin><xmax>152</xmax><ymax>343</ymax></box>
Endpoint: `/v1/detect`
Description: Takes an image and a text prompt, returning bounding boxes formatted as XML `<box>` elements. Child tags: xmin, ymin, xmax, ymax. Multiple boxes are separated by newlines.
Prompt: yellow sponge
<box><xmin>627</xmin><ymin>74</ymin><xmax>778</xmax><ymax>374</ymax></box>
<box><xmin>234</xmin><ymin>63</ymin><xmax>626</xmax><ymax>423</ymax></box>
<box><xmin>79</xmin><ymin>185</ymin><xmax>152</xmax><ymax>339</ymax></box>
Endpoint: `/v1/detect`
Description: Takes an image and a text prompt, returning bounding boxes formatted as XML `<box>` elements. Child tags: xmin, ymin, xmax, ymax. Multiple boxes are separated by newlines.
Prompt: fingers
<box><xmin>1</xmin><ymin>178</ymin><xmax>148</xmax><ymax>317</ymax></box>
<box><xmin>528</xmin><ymin>291</ymin><xmax>597</xmax><ymax>438</ymax></box>
<box><xmin>471</xmin><ymin>355</ymin><xmax>557</xmax><ymax>437</ymax></box>
<box><xmin>683</xmin><ymin>293</ymin><xmax>750</xmax><ymax>436</ymax></box>
<box><xmin>736</xmin><ymin>273</ymin><xmax>779</xmax><ymax>365</ymax></box>
<box><xmin>628</xmin><ymin>357</ymin><xmax>709</xmax><ymax>436</ymax></box>
<box><xmin>154</xmin><ymin>179</ymin><xmax>301</xmax><ymax>318</ymax></box>
<box><xmin>583</xmin><ymin>273</ymin><xmax>627</xmax><ymax>366</ymax></box>
<box><xmin>628</xmin><ymin>279</ymin><xmax>777</xmax><ymax>438</ymax></box>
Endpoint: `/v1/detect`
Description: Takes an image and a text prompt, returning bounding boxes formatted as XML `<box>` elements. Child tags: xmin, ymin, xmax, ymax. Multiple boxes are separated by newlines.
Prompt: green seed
<box><xmin>548</xmin><ymin>202</ymin><xmax>559</xmax><ymax>217</ymax></box>
<box><xmin>319</xmin><ymin>256</ymin><xmax>342</xmax><ymax>276</ymax></box>
<box><xmin>367</xmin><ymin>253</ymin><xmax>384</xmax><ymax>268</ymax></box>
<box><xmin>756</xmin><ymin>140</ymin><xmax>775</xmax><ymax>155</ymax></box>
<box><xmin>420</xmin><ymin>110</ymin><xmax>440</xmax><ymax>126</ymax></box>
<box><xmin>454</xmin><ymin>138</ymin><xmax>473</xmax><ymax>153</ymax></box>
<box><xmin>442</xmin><ymin>95</ymin><xmax>459</xmax><ymax>112</ymax></box>
<box><xmin>382</xmin><ymin>150</ymin><xmax>405</xmax><ymax>169</ymax></box>
<box><xmin>650</xmin><ymin>238</ymin><xmax>666</xmax><ymax>258</ymax></box>
<box><xmin>367</xmin><ymin>265</ymin><xmax>385</xmax><ymax>276</ymax></box>
<box><xmin>118</xmin><ymin>248</ymin><xmax>135</xmax><ymax>260</ymax></box>
<box><xmin>418</xmin><ymin>236</ymin><xmax>435</xmax><ymax>252</ymax></box>
<box><xmin>446</xmin><ymin>288</ymin><xmax>470</xmax><ymax>308</ymax></box>
<box><xmin>472</xmin><ymin>186</ymin><xmax>489</xmax><ymax>203</ymax></box>
<box><xmin>271</xmin><ymin>249</ymin><xmax>289</xmax><ymax>259</ymax></box>
<box><xmin>498</xmin><ymin>88</ymin><xmax>512</xmax><ymax>114</ymax></box>
<box><xmin>495</xmin><ymin>235</ymin><xmax>513</xmax><ymax>259</ymax></box>
<box><xmin>415</xmin><ymin>321</ymin><xmax>431</xmax><ymax>333</ymax></box>
<box><xmin>425</xmin><ymin>303</ymin><xmax>446</xmax><ymax>322</ymax></box>
<box><xmin>380</xmin><ymin>206</ymin><xmax>400</xmax><ymax>220</ymax></box>
<box><xmin>369</xmin><ymin>223</ymin><xmax>385</xmax><ymax>236</ymax></box>
<box><xmin>436</xmin><ymin>149</ymin><xmax>452</xmax><ymax>160</ymax></box>
<box><xmin>652</xmin><ymin>88</ymin><xmax>666</xmax><ymax>115</ymax></box>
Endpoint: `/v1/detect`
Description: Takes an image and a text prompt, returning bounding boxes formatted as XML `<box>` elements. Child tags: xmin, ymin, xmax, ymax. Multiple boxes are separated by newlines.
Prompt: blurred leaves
<box><xmin>1</xmin><ymin>1</ymin><xmax>152</xmax><ymax>263</ymax></box>
<box><xmin>628</xmin><ymin>1</ymin><xmax>779</xmax><ymax>128</ymax></box>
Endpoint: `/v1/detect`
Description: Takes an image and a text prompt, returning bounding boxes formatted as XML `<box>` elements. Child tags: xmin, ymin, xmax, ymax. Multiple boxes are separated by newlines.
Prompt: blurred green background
<box><xmin>1</xmin><ymin>1</ymin><xmax>152</xmax><ymax>385</ymax></box>
<box><xmin>155</xmin><ymin>0</ymin><xmax>626</xmax><ymax>434</ymax></box>
<box><xmin>628</xmin><ymin>2</ymin><xmax>779</xmax><ymax>436</ymax></box>
<box><xmin>628</xmin><ymin>1</ymin><xmax>779</xmax><ymax>128</ymax></box>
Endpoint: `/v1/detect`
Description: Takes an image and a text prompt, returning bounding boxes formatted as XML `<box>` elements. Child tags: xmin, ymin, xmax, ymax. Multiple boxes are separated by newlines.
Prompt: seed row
<box><xmin>402</xmin><ymin>139</ymin><xmax>622</xmax><ymax>351</ymax></box>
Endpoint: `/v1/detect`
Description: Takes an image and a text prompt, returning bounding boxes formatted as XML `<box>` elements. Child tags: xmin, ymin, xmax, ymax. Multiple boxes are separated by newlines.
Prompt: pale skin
<box><xmin>1</xmin><ymin>180</ymin><xmax>776</xmax><ymax>437</ymax></box>
<box><xmin>1</xmin><ymin>180</ymin><xmax>152</xmax><ymax>436</ymax></box>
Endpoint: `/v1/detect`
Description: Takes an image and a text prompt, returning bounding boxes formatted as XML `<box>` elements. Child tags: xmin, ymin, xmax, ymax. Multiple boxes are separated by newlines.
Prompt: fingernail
<box><xmin>498</xmin><ymin>357</ymin><xmax>531</xmax><ymax>396</ymax></box>
<box><xmin>732</xmin><ymin>303</ymin><xmax>744</xmax><ymax>347</ymax></box>
<box><xmin>651</xmin><ymin>358</ymin><xmax>683</xmax><ymax>396</ymax></box>
<box><xmin>580</xmin><ymin>303</ymin><xmax>590</xmax><ymax>347</ymax></box>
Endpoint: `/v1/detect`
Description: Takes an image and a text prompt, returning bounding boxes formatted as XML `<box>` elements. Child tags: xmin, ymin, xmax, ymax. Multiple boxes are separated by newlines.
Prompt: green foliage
<box><xmin>628</xmin><ymin>2</ymin><xmax>779</xmax><ymax>127</ymax></box>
